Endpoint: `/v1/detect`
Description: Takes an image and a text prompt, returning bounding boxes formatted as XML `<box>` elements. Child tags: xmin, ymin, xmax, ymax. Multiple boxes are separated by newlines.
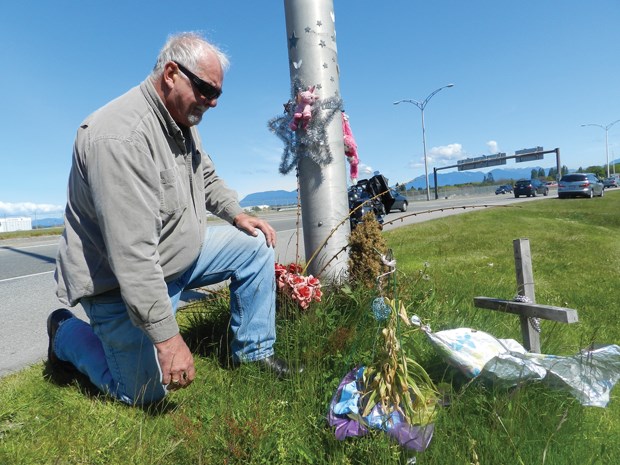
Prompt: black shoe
<box><xmin>46</xmin><ymin>308</ymin><xmax>79</xmax><ymax>379</ymax></box>
<box><xmin>254</xmin><ymin>356</ymin><xmax>304</xmax><ymax>380</ymax></box>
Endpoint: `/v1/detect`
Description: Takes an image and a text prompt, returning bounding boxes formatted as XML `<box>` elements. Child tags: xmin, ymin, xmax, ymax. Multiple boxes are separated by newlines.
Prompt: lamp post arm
<box><xmin>581</xmin><ymin>120</ymin><xmax>620</xmax><ymax>130</ymax></box>
<box><xmin>422</xmin><ymin>85</ymin><xmax>452</xmax><ymax>108</ymax></box>
<box><xmin>394</xmin><ymin>84</ymin><xmax>454</xmax><ymax>110</ymax></box>
<box><xmin>393</xmin><ymin>99</ymin><xmax>423</xmax><ymax>110</ymax></box>
<box><xmin>607</xmin><ymin>119</ymin><xmax>620</xmax><ymax>131</ymax></box>
<box><xmin>581</xmin><ymin>123</ymin><xmax>605</xmax><ymax>130</ymax></box>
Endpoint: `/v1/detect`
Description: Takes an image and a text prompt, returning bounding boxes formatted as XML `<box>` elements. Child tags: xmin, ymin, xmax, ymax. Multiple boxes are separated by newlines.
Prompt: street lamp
<box><xmin>394</xmin><ymin>84</ymin><xmax>454</xmax><ymax>201</ymax></box>
<box><xmin>581</xmin><ymin>119</ymin><xmax>620</xmax><ymax>178</ymax></box>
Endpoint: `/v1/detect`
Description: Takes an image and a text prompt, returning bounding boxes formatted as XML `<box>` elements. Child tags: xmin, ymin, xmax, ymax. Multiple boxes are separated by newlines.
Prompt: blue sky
<box><xmin>1</xmin><ymin>0</ymin><xmax>619</xmax><ymax>218</ymax></box>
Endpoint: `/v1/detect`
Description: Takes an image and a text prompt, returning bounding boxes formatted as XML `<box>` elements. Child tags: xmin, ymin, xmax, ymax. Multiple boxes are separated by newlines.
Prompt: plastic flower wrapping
<box><xmin>327</xmin><ymin>245</ymin><xmax>620</xmax><ymax>453</ymax></box>
<box><xmin>412</xmin><ymin>319</ymin><xmax>620</xmax><ymax>408</ymax></box>
<box><xmin>328</xmin><ymin>297</ymin><xmax>440</xmax><ymax>451</ymax></box>
<box><xmin>275</xmin><ymin>262</ymin><xmax>322</xmax><ymax>310</ymax></box>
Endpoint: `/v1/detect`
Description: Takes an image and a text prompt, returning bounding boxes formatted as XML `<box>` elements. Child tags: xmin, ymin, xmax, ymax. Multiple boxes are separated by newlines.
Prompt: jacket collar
<box><xmin>140</xmin><ymin>78</ymin><xmax>187</xmax><ymax>150</ymax></box>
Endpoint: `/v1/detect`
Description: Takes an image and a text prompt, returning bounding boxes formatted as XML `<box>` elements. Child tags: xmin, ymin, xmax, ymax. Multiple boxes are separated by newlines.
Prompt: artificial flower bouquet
<box><xmin>275</xmin><ymin>262</ymin><xmax>322</xmax><ymax>310</ymax></box>
<box><xmin>328</xmin><ymin>297</ymin><xmax>440</xmax><ymax>451</ymax></box>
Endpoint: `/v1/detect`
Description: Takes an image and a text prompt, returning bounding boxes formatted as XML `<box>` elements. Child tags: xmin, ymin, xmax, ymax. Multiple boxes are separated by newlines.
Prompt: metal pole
<box><xmin>394</xmin><ymin>84</ymin><xmax>453</xmax><ymax>201</ymax></box>
<box><xmin>420</xmin><ymin>108</ymin><xmax>430</xmax><ymax>201</ymax></box>
<box><xmin>581</xmin><ymin>120</ymin><xmax>620</xmax><ymax>178</ymax></box>
<box><xmin>605</xmin><ymin>128</ymin><xmax>610</xmax><ymax>178</ymax></box>
<box><xmin>283</xmin><ymin>0</ymin><xmax>349</xmax><ymax>281</ymax></box>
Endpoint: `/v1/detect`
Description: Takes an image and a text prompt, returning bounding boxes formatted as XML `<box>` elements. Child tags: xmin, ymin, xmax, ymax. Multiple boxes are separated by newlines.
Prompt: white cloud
<box><xmin>0</xmin><ymin>201</ymin><xmax>64</xmax><ymax>217</ymax></box>
<box><xmin>406</xmin><ymin>142</ymin><xmax>503</xmax><ymax>170</ymax></box>
<box><xmin>425</xmin><ymin>143</ymin><xmax>465</xmax><ymax>166</ymax></box>
<box><xmin>486</xmin><ymin>140</ymin><xmax>499</xmax><ymax>154</ymax></box>
<box><xmin>358</xmin><ymin>163</ymin><xmax>374</xmax><ymax>176</ymax></box>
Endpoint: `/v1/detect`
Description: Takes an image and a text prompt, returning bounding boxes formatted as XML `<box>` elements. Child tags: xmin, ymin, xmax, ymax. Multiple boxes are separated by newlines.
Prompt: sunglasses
<box><xmin>173</xmin><ymin>61</ymin><xmax>222</xmax><ymax>100</ymax></box>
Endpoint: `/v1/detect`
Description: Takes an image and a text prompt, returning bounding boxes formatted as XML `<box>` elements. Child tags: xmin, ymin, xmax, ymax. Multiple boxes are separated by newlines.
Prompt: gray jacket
<box><xmin>55</xmin><ymin>79</ymin><xmax>243</xmax><ymax>343</ymax></box>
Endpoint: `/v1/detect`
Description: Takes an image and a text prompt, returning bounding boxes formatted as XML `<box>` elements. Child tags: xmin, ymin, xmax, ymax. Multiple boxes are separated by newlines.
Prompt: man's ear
<box><xmin>162</xmin><ymin>61</ymin><xmax>178</xmax><ymax>90</ymax></box>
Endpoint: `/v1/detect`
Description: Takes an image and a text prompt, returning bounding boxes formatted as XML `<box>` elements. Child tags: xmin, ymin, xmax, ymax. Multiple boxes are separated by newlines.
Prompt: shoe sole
<box><xmin>46</xmin><ymin>309</ymin><xmax>79</xmax><ymax>378</ymax></box>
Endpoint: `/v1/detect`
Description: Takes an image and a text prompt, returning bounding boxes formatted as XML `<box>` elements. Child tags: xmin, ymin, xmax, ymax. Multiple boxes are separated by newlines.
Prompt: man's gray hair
<box><xmin>151</xmin><ymin>32</ymin><xmax>230</xmax><ymax>79</ymax></box>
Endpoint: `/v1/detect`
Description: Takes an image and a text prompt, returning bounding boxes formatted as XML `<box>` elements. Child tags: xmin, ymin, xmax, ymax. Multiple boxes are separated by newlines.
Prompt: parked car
<box><xmin>513</xmin><ymin>179</ymin><xmax>549</xmax><ymax>198</ymax></box>
<box><xmin>558</xmin><ymin>173</ymin><xmax>604</xmax><ymax>198</ymax></box>
<box><xmin>388</xmin><ymin>190</ymin><xmax>409</xmax><ymax>212</ymax></box>
<box><xmin>603</xmin><ymin>177</ymin><xmax>619</xmax><ymax>188</ymax></box>
<box><xmin>495</xmin><ymin>184</ymin><xmax>513</xmax><ymax>195</ymax></box>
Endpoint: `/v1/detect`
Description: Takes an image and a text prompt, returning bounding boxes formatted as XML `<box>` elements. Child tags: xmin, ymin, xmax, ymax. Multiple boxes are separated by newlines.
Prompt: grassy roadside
<box><xmin>1</xmin><ymin>191</ymin><xmax>618</xmax><ymax>464</ymax></box>
<box><xmin>0</xmin><ymin>227</ymin><xmax>64</xmax><ymax>241</ymax></box>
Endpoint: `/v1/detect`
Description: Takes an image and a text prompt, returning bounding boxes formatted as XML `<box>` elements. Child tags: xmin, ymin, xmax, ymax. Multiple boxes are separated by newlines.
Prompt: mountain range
<box><xmin>403</xmin><ymin>165</ymin><xmax>546</xmax><ymax>190</ymax></box>
<box><xmin>33</xmin><ymin>217</ymin><xmax>65</xmax><ymax>228</ymax></box>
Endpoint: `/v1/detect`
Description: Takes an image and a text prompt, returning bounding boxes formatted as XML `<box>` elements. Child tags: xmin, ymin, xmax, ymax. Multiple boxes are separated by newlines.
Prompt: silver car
<box><xmin>558</xmin><ymin>173</ymin><xmax>604</xmax><ymax>198</ymax></box>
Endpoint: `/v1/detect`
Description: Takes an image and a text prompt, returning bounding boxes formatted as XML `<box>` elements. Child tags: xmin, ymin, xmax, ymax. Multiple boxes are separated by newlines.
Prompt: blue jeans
<box><xmin>53</xmin><ymin>225</ymin><xmax>276</xmax><ymax>405</ymax></box>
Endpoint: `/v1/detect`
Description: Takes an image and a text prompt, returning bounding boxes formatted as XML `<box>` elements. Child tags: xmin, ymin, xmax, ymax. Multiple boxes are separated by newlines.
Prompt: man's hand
<box><xmin>233</xmin><ymin>212</ymin><xmax>277</xmax><ymax>247</ymax></box>
<box><xmin>155</xmin><ymin>333</ymin><xmax>196</xmax><ymax>390</ymax></box>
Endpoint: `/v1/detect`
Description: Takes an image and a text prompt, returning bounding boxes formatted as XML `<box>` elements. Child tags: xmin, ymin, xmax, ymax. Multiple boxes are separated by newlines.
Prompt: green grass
<box><xmin>1</xmin><ymin>192</ymin><xmax>619</xmax><ymax>464</ymax></box>
<box><xmin>0</xmin><ymin>227</ymin><xmax>64</xmax><ymax>241</ymax></box>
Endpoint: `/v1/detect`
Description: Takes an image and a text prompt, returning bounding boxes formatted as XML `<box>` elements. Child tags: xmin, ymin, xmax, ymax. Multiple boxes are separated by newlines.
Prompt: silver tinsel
<box><xmin>513</xmin><ymin>294</ymin><xmax>541</xmax><ymax>333</ymax></box>
<box><xmin>268</xmin><ymin>79</ymin><xmax>343</xmax><ymax>175</ymax></box>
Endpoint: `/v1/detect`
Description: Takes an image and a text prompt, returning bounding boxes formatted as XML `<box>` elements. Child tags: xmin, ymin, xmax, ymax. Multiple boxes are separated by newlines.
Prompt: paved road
<box><xmin>0</xmin><ymin>192</ymin><xmax>550</xmax><ymax>377</ymax></box>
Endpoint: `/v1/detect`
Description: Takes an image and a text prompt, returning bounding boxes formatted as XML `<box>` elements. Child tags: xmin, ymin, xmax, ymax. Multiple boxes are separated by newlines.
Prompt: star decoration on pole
<box><xmin>268</xmin><ymin>79</ymin><xmax>343</xmax><ymax>175</ymax></box>
<box><xmin>288</xmin><ymin>31</ymin><xmax>299</xmax><ymax>49</ymax></box>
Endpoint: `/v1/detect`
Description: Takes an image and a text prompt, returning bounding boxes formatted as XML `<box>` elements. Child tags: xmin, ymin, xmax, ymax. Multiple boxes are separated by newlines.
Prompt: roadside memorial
<box><xmin>416</xmin><ymin>238</ymin><xmax>620</xmax><ymax>407</ymax></box>
<box><xmin>268</xmin><ymin>0</ymin><xmax>350</xmax><ymax>280</ymax></box>
<box><xmin>474</xmin><ymin>238</ymin><xmax>578</xmax><ymax>353</ymax></box>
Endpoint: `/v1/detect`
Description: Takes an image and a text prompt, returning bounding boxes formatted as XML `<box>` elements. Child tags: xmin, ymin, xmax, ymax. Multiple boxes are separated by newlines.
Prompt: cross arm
<box><xmin>474</xmin><ymin>297</ymin><xmax>579</xmax><ymax>324</ymax></box>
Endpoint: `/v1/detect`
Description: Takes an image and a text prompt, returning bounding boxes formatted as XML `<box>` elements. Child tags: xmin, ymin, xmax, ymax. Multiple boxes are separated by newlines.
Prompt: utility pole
<box><xmin>581</xmin><ymin>119</ymin><xmax>620</xmax><ymax>178</ymax></box>
<box><xmin>283</xmin><ymin>0</ymin><xmax>350</xmax><ymax>281</ymax></box>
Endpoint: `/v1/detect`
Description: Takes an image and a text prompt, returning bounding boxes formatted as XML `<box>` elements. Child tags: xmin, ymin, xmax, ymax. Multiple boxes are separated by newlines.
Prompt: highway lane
<box><xmin>0</xmin><ymin>192</ymin><xmax>550</xmax><ymax>377</ymax></box>
<box><xmin>0</xmin><ymin>238</ymin><xmax>85</xmax><ymax>377</ymax></box>
<box><xmin>0</xmin><ymin>238</ymin><xmax>57</xmax><ymax>280</ymax></box>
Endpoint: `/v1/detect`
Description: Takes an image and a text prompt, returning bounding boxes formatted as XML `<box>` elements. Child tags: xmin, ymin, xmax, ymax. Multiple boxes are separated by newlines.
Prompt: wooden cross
<box><xmin>473</xmin><ymin>238</ymin><xmax>578</xmax><ymax>353</ymax></box>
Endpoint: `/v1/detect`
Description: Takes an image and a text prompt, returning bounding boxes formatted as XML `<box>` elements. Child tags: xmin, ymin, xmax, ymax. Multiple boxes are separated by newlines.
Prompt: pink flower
<box><xmin>287</xmin><ymin>263</ymin><xmax>303</xmax><ymax>274</ymax></box>
<box><xmin>286</xmin><ymin>274</ymin><xmax>305</xmax><ymax>288</ymax></box>
<box><xmin>274</xmin><ymin>262</ymin><xmax>322</xmax><ymax>310</ymax></box>
<box><xmin>293</xmin><ymin>283</ymin><xmax>312</xmax><ymax>301</ymax></box>
<box><xmin>275</xmin><ymin>263</ymin><xmax>287</xmax><ymax>279</ymax></box>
